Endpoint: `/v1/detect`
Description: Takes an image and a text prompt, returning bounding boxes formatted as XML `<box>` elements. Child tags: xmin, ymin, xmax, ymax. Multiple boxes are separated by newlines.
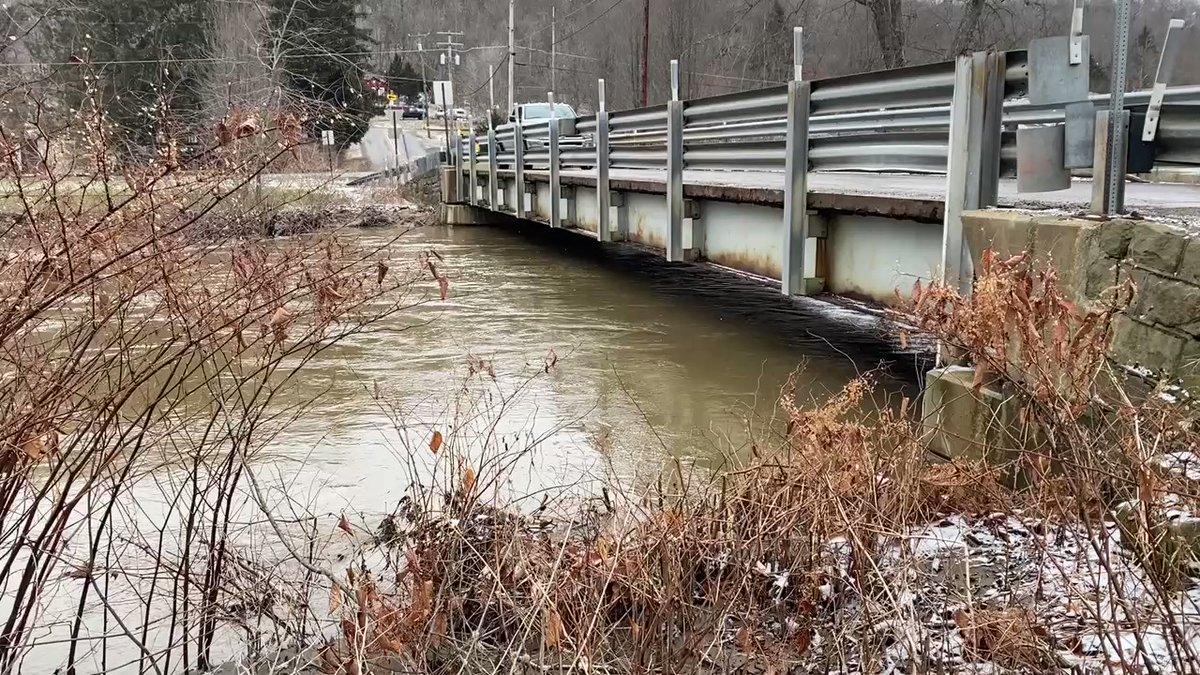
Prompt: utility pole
<box><xmin>410</xmin><ymin>33</ymin><xmax>433</xmax><ymax>138</ymax></box>
<box><xmin>508</xmin><ymin>0</ymin><xmax>516</xmax><ymax>113</ymax></box>
<box><xmin>640</xmin><ymin>0</ymin><xmax>650</xmax><ymax>106</ymax></box>
<box><xmin>437</xmin><ymin>30</ymin><xmax>464</xmax><ymax>115</ymax></box>
<box><xmin>437</xmin><ymin>31</ymin><xmax>464</xmax><ymax>150</ymax></box>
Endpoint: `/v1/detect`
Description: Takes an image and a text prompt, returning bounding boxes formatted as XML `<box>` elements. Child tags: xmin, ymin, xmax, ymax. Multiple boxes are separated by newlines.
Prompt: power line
<box><xmin>461</xmin><ymin>53</ymin><xmax>509</xmax><ymax>99</ymax></box>
<box><xmin>550</xmin><ymin>0</ymin><xmax>633</xmax><ymax>47</ymax></box>
<box><xmin>0</xmin><ymin>44</ymin><xmax>514</xmax><ymax>69</ymax></box>
<box><xmin>522</xmin><ymin>0</ymin><xmax>610</xmax><ymax>37</ymax></box>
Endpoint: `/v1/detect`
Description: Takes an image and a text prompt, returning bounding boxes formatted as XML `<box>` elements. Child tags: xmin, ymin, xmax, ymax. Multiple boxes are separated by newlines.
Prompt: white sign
<box><xmin>321</xmin><ymin>129</ymin><xmax>335</xmax><ymax>146</ymax></box>
<box><xmin>433</xmin><ymin>81</ymin><xmax>454</xmax><ymax>107</ymax></box>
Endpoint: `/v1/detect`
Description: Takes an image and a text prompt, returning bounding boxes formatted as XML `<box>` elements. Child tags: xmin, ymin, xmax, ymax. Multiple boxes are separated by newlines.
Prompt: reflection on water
<box><xmin>271</xmin><ymin>221</ymin><xmax>922</xmax><ymax>517</ymax></box>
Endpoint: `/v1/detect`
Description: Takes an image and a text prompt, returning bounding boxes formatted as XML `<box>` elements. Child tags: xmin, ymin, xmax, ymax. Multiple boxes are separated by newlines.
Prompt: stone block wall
<box><xmin>962</xmin><ymin>211</ymin><xmax>1200</xmax><ymax>391</ymax></box>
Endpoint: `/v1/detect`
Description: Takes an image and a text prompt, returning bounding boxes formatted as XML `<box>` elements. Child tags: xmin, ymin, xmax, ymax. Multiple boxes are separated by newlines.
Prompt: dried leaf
<box><xmin>432</xmin><ymin>610</ymin><xmax>449</xmax><ymax>646</ymax></box>
<box><xmin>430</xmin><ymin>431</ymin><xmax>443</xmax><ymax>454</ymax></box>
<box><xmin>971</xmin><ymin>363</ymin><xmax>987</xmax><ymax>391</ymax></box>
<box><xmin>898</xmin><ymin>330</ymin><xmax>908</xmax><ymax>350</ymax></box>
<box><xmin>376</xmin><ymin>261</ymin><xmax>389</xmax><ymax>285</ymax></box>
<box><xmin>269</xmin><ymin>306</ymin><xmax>293</xmax><ymax>343</ymax></box>
<box><xmin>437</xmin><ymin>275</ymin><xmax>449</xmax><ymax>301</ymax></box>
<box><xmin>462</xmin><ymin>466</ymin><xmax>476</xmax><ymax>495</ymax></box>
<box><xmin>269</xmin><ymin>306</ymin><xmax>292</xmax><ymax>328</ymax></box>
<box><xmin>337</xmin><ymin>513</ymin><xmax>353</xmax><ymax>536</ymax></box>
<box><xmin>544</xmin><ymin>608</ymin><xmax>564</xmax><ymax>649</ymax></box>
<box><xmin>735</xmin><ymin>625</ymin><xmax>753</xmax><ymax>652</ymax></box>
<box><xmin>330</xmin><ymin>584</ymin><xmax>343</xmax><ymax>613</ymax></box>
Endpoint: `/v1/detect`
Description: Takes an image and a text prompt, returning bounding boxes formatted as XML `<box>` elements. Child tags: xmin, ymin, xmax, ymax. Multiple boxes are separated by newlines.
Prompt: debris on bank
<box><xmin>265</xmin><ymin>203</ymin><xmax>435</xmax><ymax>238</ymax></box>
<box><xmin>354</xmin><ymin>502</ymin><xmax>1200</xmax><ymax>675</ymax></box>
<box><xmin>191</xmin><ymin>202</ymin><xmax>436</xmax><ymax>242</ymax></box>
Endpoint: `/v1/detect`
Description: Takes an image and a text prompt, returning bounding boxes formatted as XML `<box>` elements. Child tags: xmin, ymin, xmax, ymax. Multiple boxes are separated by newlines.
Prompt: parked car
<box><xmin>400</xmin><ymin>104</ymin><xmax>426</xmax><ymax>119</ymax></box>
<box><xmin>495</xmin><ymin>102</ymin><xmax>580</xmax><ymax>159</ymax></box>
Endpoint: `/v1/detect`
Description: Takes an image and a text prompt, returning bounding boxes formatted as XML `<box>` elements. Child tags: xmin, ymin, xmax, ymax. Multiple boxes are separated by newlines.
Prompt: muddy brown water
<box><xmin>24</xmin><ymin>219</ymin><xmax>926</xmax><ymax>674</ymax></box>
<box><xmin>268</xmin><ymin>221</ymin><xmax>926</xmax><ymax>514</ymax></box>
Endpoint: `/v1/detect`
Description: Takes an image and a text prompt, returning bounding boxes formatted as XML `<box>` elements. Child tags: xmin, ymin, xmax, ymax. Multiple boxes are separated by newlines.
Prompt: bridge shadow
<box><xmin>469</xmin><ymin>217</ymin><xmax>934</xmax><ymax>395</ymax></box>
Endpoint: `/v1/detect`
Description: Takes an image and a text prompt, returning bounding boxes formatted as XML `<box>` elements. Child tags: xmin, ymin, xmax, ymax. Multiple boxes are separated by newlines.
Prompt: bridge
<box><xmin>439</xmin><ymin>28</ymin><xmax>1200</xmax><ymax>306</ymax></box>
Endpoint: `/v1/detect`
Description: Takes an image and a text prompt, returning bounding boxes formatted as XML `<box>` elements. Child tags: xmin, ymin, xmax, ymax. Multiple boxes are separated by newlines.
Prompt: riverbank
<box><xmin>282</xmin><ymin>254</ymin><xmax>1200</xmax><ymax>675</ymax></box>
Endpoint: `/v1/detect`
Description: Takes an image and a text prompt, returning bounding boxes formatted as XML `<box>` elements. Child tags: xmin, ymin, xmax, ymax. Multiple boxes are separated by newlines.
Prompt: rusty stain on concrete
<box><xmin>703</xmin><ymin>251</ymin><xmax>782</xmax><ymax>281</ymax></box>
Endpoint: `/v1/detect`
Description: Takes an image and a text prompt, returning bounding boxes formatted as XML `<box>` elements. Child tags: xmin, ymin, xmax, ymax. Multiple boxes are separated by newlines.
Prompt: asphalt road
<box><xmin>544</xmin><ymin>167</ymin><xmax>1200</xmax><ymax>221</ymax></box>
<box><xmin>356</xmin><ymin>115</ymin><xmax>444</xmax><ymax>171</ymax></box>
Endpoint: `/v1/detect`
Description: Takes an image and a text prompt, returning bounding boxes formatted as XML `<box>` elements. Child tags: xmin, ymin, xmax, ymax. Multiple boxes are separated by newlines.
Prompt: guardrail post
<box><xmin>452</xmin><ymin>134</ymin><xmax>466</xmax><ymax>203</ymax></box>
<box><xmin>971</xmin><ymin>51</ymin><xmax>1005</xmax><ymax>208</ymax></box>
<box><xmin>549</xmin><ymin>92</ymin><xmax>562</xmax><ymax>228</ymax></box>
<box><xmin>597</xmin><ymin>78</ymin><xmax>611</xmax><ymax>242</ymax></box>
<box><xmin>793</xmin><ymin>27</ymin><xmax>804</xmax><ymax>81</ymax></box>
<box><xmin>666</xmin><ymin>60</ymin><xmax>684</xmax><ymax>262</ymax></box>
<box><xmin>487</xmin><ymin>127</ymin><xmax>499</xmax><ymax>209</ymax></box>
<box><xmin>943</xmin><ymin>55</ymin><xmax>975</xmax><ymax>295</ymax></box>
<box><xmin>468</xmin><ymin>130</ymin><xmax>478</xmax><ymax>206</ymax></box>
<box><xmin>781</xmin><ymin>80</ymin><xmax>811</xmax><ymax>296</ymax></box>
<box><xmin>514</xmin><ymin>125</ymin><xmax>526</xmax><ymax>218</ymax></box>
<box><xmin>1091</xmin><ymin>109</ymin><xmax>1128</xmax><ymax>215</ymax></box>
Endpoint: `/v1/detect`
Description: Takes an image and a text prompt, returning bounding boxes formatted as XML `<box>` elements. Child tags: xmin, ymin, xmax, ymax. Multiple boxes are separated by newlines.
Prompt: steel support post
<box><xmin>793</xmin><ymin>27</ymin><xmax>803</xmax><ymax>81</ymax></box>
<box><xmin>942</xmin><ymin>55</ymin><xmax>975</xmax><ymax>295</ymax></box>
<box><xmin>597</xmin><ymin>79</ymin><xmax>611</xmax><ymax>242</ymax></box>
<box><xmin>468</xmin><ymin>130</ymin><xmax>478</xmax><ymax>205</ymax></box>
<box><xmin>549</xmin><ymin>117</ymin><xmax>561</xmax><ymax>228</ymax></box>
<box><xmin>1106</xmin><ymin>0</ymin><xmax>1132</xmax><ymax>215</ymax></box>
<box><xmin>781</xmin><ymin>80</ymin><xmax>811</xmax><ymax>296</ymax></box>
<box><xmin>487</xmin><ymin>128</ymin><xmax>499</xmax><ymax>209</ymax></box>
<box><xmin>514</xmin><ymin>125</ymin><xmax>526</xmax><ymax>218</ymax></box>
<box><xmin>614</xmin><ymin>192</ymin><xmax>629</xmax><ymax>242</ymax></box>
<box><xmin>666</xmin><ymin>60</ymin><xmax>684</xmax><ymax>262</ymax></box>
<box><xmin>452</xmin><ymin>134</ymin><xmax>465</xmax><ymax>203</ymax></box>
<box><xmin>1091</xmin><ymin>109</ymin><xmax>1128</xmax><ymax>215</ymax></box>
<box><xmin>972</xmin><ymin>51</ymin><xmax>1005</xmax><ymax>209</ymax></box>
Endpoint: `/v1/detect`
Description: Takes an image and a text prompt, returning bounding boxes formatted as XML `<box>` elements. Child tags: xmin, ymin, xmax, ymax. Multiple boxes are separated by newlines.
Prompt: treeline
<box><xmin>1</xmin><ymin>0</ymin><xmax>1197</xmax><ymax>147</ymax></box>
<box><xmin>1</xmin><ymin>0</ymin><xmax>378</xmax><ymax>149</ymax></box>
<box><xmin>362</xmin><ymin>0</ymin><xmax>1200</xmax><ymax>112</ymax></box>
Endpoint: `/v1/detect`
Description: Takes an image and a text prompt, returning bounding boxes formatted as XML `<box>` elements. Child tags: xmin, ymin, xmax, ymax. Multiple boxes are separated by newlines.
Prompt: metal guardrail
<box><xmin>1156</xmin><ymin>104</ymin><xmax>1200</xmax><ymax>165</ymax></box>
<box><xmin>449</xmin><ymin>42</ymin><xmax>1196</xmax><ymax>302</ymax></box>
<box><xmin>460</xmin><ymin>80</ymin><xmax>1200</xmax><ymax>176</ymax></box>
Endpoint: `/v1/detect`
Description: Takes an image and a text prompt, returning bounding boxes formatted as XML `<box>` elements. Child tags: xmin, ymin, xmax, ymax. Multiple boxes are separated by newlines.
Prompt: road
<box><xmin>531</xmin><ymin>167</ymin><xmax>1200</xmax><ymax>222</ymax></box>
<box><xmin>354</xmin><ymin>115</ymin><xmax>444</xmax><ymax>172</ymax></box>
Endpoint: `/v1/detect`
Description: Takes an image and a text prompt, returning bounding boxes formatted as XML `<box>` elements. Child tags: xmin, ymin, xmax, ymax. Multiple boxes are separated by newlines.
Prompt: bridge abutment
<box><xmin>961</xmin><ymin>209</ymin><xmax>1200</xmax><ymax>391</ymax></box>
<box><xmin>924</xmin><ymin>209</ymin><xmax>1200</xmax><ymax>469</ymax></box>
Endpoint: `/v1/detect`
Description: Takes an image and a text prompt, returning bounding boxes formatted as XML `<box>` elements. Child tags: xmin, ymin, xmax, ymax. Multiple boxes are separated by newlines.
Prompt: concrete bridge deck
<box><xmin>495</xmin><ymin>167</ymin><xmax>1200</xmax><ymax>223</ymax></box>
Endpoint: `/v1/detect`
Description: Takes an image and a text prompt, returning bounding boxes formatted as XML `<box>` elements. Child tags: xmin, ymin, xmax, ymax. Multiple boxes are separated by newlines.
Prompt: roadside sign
<box><xmin>321</xmin><ymin>129</ymin><xmax>335</xmax><ymax>146</ymax></box>
<box><xmin>433</xmin><ymin>81</ymin><xmax>454</xmax><ymax>107</ymax></box>
<box><xmin>387</xmin><ymin>92</ymin><xmax>398</xmax><ymax>103</ymax></box>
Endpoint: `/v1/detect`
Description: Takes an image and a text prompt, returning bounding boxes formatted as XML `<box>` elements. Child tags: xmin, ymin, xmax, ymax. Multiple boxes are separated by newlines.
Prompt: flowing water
<box><xmin>269</xmin><ymin>221</ymin><xmax>922</xmax><ymax>517</ymax></box>
<box><xmin>23</xmin><ymin>219</ymin><xmax>924</xmax><ymax>674</ymax></box>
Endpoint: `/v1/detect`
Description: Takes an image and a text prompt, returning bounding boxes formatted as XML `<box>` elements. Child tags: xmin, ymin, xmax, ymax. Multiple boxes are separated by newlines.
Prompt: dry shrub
<box><xmin>0</xmin><ymin>73</ymin><xmax>433</xmax><ymax>674</ymax></box>
<box><xmin>912</xmin><ymin>248</ymin><xmax>1125</xmax><ymax>413</ymax></box>
<box><xmin>308</xmin><ymin>364</ymin><xmax>1034</xmax><ymax>674</ymax></box>
<box><xmin>296</xmin><ymin>247</ymin><xmax>1200</xmax><ymax>675</ymax></box>
<box><xmin>955</xmin><ymin>606</ymin><xmax>1059</xmax><ymax>670</ymax></box>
